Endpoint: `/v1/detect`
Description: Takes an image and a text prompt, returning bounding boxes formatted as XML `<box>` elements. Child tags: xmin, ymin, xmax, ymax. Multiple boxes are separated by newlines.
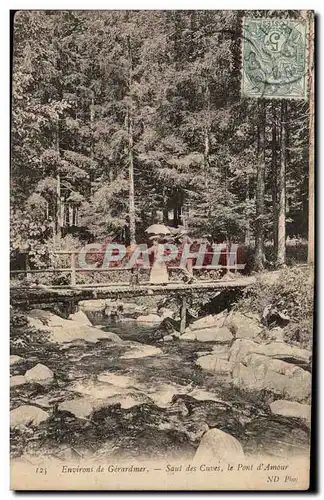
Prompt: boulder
<box><xmin>68</xmin><ymin>310</ymin><xmax>92</xmax><ymax>326</ymax></box>
<box><xmin>147</xmin><ymin>383</ymin><xmax>189</xmax><ymax>408</ymax></box>
<box><xmin>187</xmin><ymin>389</ymin><xmax>226</xmax><ymax>404</ymax></box>
<box><xmin>255</xmin><ymin>342</ymin><xmax>311</xmax><ymax>364</ymax></box>
<box><xmin>232</xmin><ymin>354</ymin><xmax>311</xmax><ymax>403</ymax></box>
<box><xmin>226</xmin><ymin>312</ymin><xmax>262</xmax><ymax>339</ymax></box>
<box><xmin>24</xmin><ymin>363</ymin><xmax>54</xmax><ymax>385</ymax></box>
<box><xmin>59</xmin><ymin>398</ymin><xmax>94</xmax><ymax>419</ymax></box>
<box><xmin>121</xmin><ymin>344</ymin><xmax>162</xmax><ymax>359</ymax></box>
<box><xmin>136</xmin><ymin>314</ymin><xmax>161</xmax><ymax>325</ymax></box>
<box><xmin>10</xmin><ymin>355</ymin><xmax>24</xmax><ymax>366</ymax></box>
<box><xmin>163</xmin><ymin>335</ymin><xmax>173</xmax><ymax>342</ymax></box>
<box><xmin>195</xmin><ymin>326</ymin><xmax>233</xmax><ymax>343</ymax></box>
<box><xmin>270</xmin><ymin>400</ymin><xmax>311</xmax><ymax>426</ymax></box>
<box><xmin>229</xmin><ymin>339</ymin><xmax>260</xmax><ymax>363</ymax></box>
<box><xmin>196</xmin><ymin>356</ymin><xmax>234</xmax><ymax>374</ymax></box>
<box><xmin>180</xmin><ymin>331</ymin><xmax>196</xmax><ymax>341</ymax></box>
<box><xmin>66</xmin><ymin>380</ymin><xmax>151</xmax><ymax>409</ymax></box>
<box><xmin>10</xmin><ymin>405</ymin><xmax>49</xmax><ymax>428</ymax></box>
<box><xmin>97</xmin><ymin>373</ymin><xmax>134</xmax><ymax>387</ymax></box>
<box><xmin>78</xmin><ymin>299</ymin><xmax>107</xmax><ymax>313</ymax></box>
<box><xmin>68</xmin><ymin>380</ymin><xmax>132</xmax><ymax>400</ymax></box>
<box><xmin>211</xmin><ymin>345</ymin><xmax>230</xmax><ymax>360</ymax></box>
<box><xmin>196</xmin><ymin>351</ymin><xmax>213</xmax><ymax>358</ymax></box>
<box><xmin>229</xmin><ymin>338</ymin><xmax>311</xmax><ymax>365</ymax></box>
<box><xmin>10</xmin><ymin>375</ymin><xmax>27</xmax><ymax>388</ymax></box>
<box><xmin>187</xmin><ymin>311</ymin><xmax>227</xmax><ymax>331</ymax></box>
<box><xmin>194</xmin><ymin>428</ymin><xmax>244</xmax><ymax>462</ymax></box>
<box><xmin>27</xmin><ymin>309</ymin><xmax>123</xmax><ymax>344</ymax></box>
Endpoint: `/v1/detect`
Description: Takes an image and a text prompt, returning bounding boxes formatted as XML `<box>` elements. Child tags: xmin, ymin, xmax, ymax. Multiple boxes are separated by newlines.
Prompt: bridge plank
<box><xmin>10</xmin><ymin>277</ymin><xmax>256</xmax><ymax>306</ymax></box>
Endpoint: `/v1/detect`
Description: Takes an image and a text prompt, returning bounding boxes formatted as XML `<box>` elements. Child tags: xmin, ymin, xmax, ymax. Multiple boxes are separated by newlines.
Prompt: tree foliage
<box><xmin>11</xmin><ymin>10</ymin><xmax>310</xmax><ymax>263</ymax></box>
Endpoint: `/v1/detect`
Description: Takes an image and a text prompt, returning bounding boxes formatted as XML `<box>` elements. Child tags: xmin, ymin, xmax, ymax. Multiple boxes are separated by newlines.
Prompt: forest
<box><xmin>11</xmin><ymin>10</ymin><xmax>312</xmax><ymax>274</ymax></box>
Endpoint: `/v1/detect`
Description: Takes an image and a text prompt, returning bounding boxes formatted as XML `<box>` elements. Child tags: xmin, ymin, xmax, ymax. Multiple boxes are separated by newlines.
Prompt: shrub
<box><xmin>236</xmin><ymin>266</ymin><xmax>314</xmax><ymax>349</ymax></box>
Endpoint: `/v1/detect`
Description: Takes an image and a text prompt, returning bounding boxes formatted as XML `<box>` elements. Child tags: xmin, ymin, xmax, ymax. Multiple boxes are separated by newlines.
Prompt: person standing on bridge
<box><xmin>176</xmin><ymin>231</ymin><xmax>195</xmax><ymax>284</ymax></box>
<box><xmin>147</xmin><ymin>237</ymin><xmax>169</xmax><ymax>285</ymax></box>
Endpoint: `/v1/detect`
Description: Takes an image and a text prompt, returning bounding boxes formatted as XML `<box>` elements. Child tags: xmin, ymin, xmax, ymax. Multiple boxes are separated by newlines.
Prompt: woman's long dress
<box><xmin>148</xmin><ymin>244</ymin><xmax>169</xmax><ymax>284</ymax></box>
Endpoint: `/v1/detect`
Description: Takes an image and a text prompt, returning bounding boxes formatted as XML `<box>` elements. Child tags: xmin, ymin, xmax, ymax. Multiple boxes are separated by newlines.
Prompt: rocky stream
<box><xmin>10</xmin><ymin>298</ymin><xmax>311</xmax><ymax>465</ymax></box>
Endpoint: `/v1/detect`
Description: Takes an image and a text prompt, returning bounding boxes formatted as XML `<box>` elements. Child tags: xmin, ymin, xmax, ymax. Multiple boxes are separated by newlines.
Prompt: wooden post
<box><xmin>71</xmin><ymin>252</ymin><xmax>76</xmax><ymax>286</ymax></box>
<box><xmin>180</xmin><ymin>295</ymin><xmax>187</xmax><ymax>334</ymax></box>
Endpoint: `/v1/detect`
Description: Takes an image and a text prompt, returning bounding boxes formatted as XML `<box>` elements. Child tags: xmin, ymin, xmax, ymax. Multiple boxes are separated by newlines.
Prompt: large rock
<box><xmin>27</xmin><ymin>309</ymin><xmax>122</xmax><ymax>344</ymax></box>
<box><xmin>121</xmin><ymin>344</ymin><xmax>162</xmax><ymax>359</ymax></box>
<box><xmin>59</xmin><ymin>398</ymin><xmax>94</xmax><ymax>419</ymax></box>
<box><xmin>229</xmin><ymin>339</ymin><xmax>260</xmax><ymax>363</ymax></box>
<box><xmin>180</xmin><ymin>331</ymin><xmax>196</xmax><ymax>341</ymax></box>
<box><xmin>255</xmin><ymin>342</ymin><xmax>311</xmax><ymax>364</ymax></box>
<box><xmin>229</xmin><ymin>338</ymin><xmax>311</xmax><ymax>365</ymax></box>
<box><xmin>232</xmin><ymin>354</ymin><xmax>311</xmax><ymax>402</ymax></box>
<box><xmin>146</xmin><ymin>383</ymin><xmax>189</xmax><ymax>408</ymax></box>
<box><xmin>67</xmin><ymin>380</ymin><xmax>151</xmax><ymax>409</ymax></box>
<box><xmin>10</xmin><ymin>355</ymin><xmax>24</xmax><ymax>366</ymax></box>
<box><xmin>97</xmin><ymin>372</ymin><xmax>134</xmax><ymax>387</ymax></box>
<box><xmin>226</xmin><ymin>312</ymin><xmax>262</xmax><ymax>339</ymax></box>
<box><xmin>68</xmin><ymin>310</ymin><xmax>92</xmax><ymax>326</ymax></box>
<box><xmin>194</xmin><ymin>428</ymin><xmax>244</xmax><ymax>462</ymax></box>
<box><xmin>196</xmin><ymin>356</ymin><xmax>234</xmax><ymax>374</ymax></box>
<box><xmin>136</xmin><ymin>314</ymin><xmax>161</xmax><ymax>325</ymax></box>
<box><xmin>25</xmin><ymin>363</ymin><xmax>54</xmax><ymax>385</ymax></box>
<box><xmin>270</xmin><ymin>400</ymin><xmax>311</xmax><ymax>426</ymax></box>
<box><xmin>187</xmin><ymin>389</ymin><xmax>227</xmax><ymax>404</ymax></box>
<box><xmin>10</xmin><ymin>375</ymin><xmax>27</xmax><ymax>387</ymax></box>
<box><xmin>211</xmin><ymin>344</ymin><xmax>230</xmax><ymax>360</ymax></box>
<box><xmin>195</xmin><ymin>326</ymin><xmax>233</xmax><ymax>343</ymax></box>
<box><xmin>78</xmin><ymin>299</ymin><xmax>107</xmax><ymax>313</ymax></box>
<box><xmin>187</xmin><ymin>311</ymin><xmax>227</xmax><ymax>332</ymax></box>
<box><xmin>68</xmin><ymin>380</ymin><xmax>130</xmax><ymax>399</ymax></box>
<box><xmin>10</xmin><ymin>405</ymin><xmax>49</xmax><ymax>428</ymax></box>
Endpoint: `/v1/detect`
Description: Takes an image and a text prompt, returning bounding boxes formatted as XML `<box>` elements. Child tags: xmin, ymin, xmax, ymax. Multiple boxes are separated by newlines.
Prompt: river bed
<box><xmin>10</xmin><ymin>316</ymin><xmax>310</xmax><ymax>462</ymax></box>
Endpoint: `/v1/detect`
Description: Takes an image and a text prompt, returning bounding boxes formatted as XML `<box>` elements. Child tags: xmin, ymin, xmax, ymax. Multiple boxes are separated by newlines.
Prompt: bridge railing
<box><xmin>10</xmin><ymin>249</ymin><xmax>242</xmax><ymax>287</ymax></box>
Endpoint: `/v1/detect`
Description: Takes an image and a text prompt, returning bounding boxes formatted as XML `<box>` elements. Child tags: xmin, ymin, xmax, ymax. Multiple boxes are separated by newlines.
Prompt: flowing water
<box><xmin>10</xmin><ymin>315</ymin><xmax>310</xmax><ymax>462</ymax></box>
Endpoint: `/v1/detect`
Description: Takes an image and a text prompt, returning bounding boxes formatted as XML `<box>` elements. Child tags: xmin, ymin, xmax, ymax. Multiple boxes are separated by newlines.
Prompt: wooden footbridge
<box><xmin>10</xmin><ymin>249</ymin><xmax>257</xmax><ymax>332</ymax></box>
<box><xmin>10</xmin><ymin>278</ymin><xmax>255</xmax><ymax>333</ymax></box>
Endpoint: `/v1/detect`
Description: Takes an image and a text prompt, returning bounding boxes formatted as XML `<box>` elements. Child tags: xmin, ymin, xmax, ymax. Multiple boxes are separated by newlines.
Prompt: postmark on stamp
<box><xmin>242</xmin><ymin>18</ymin><xmax>307</xmax><ymax>99</ymax></box>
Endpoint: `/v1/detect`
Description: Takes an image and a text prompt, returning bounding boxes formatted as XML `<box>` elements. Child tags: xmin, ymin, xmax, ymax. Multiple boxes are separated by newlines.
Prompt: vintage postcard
<box><xmin>10</xmin><ymin>10</ymin><xmax>314</xmax><ymax>490</ymax></box>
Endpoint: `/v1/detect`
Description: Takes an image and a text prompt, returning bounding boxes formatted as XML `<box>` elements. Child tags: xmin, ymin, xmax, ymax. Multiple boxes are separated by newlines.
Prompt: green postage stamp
<box><xmin>242</xmin><ymin>18</ymin><xmax>308</xmax><ymax>99</ymax></box>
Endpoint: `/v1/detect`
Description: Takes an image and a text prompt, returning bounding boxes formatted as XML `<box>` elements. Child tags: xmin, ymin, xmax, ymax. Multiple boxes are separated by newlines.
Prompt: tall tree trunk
<box><xmin>307</xmin><ymin>12</ymin><xmax>315</xmax><ymax>265</ymax></box>
<box><xmin>90</xmin><ymin>95</ymin><xmax>95</xmax><ymax>197</ymax></box>
<box><xmin>271</xmin><ymin>102</ymin><xmax>278</xmax><ymax>255</ymax></box>
<box><xmin>245</xmin><ymin>175</ymin><xmax>251</xmax><ymax>245</ymax></box>
<box><xmin>254</xmin><ymin>102</ymin><xmax>266</xmax><ymax>271</ymax></box>
<box><xmin>204</xmin><ymin>127</ymin><xmax>211</xmax><ymax>216</ymax></box>
<box><xmin>162</xmin><ymin>188</ymin><xmax>169</xmax><ymax>224</ymax></box>
<box><xmin>173</xmin><ymin>206</ymin><xmax>179</xmax><ymax>226</ymax></box>
<box><xmin>127</xmin><ymin>36</ymin><xmax>136</xmax><ymax>245</ymax></box>
<box><xmin>277</xmin><ymin>101</ymin><xmax>287</xmax><ymax>267</ymax></box>
<box><xmin>204</xmin><ymin>82</ymin><xmax>211</xmax><ymax>217</ymax></box>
